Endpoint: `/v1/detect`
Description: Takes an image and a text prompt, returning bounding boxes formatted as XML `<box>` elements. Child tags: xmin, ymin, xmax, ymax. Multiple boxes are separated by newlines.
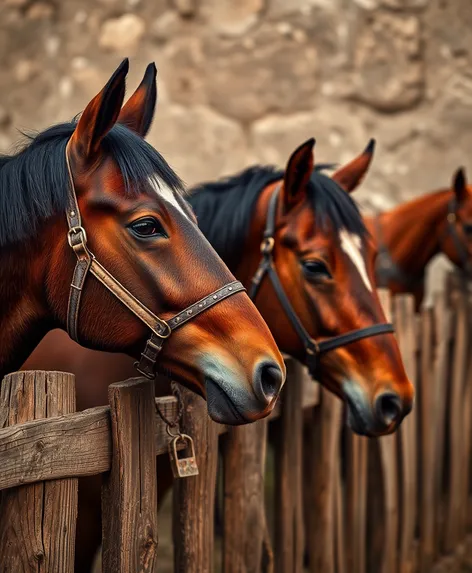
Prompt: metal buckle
<box><xmin>448</xmin><ymin>212</ymin><xmax>457</xmax><ymax>224</ymax></box>
<box><xmin>153</xmin><ymin>320</ymin><xmax>172</xmax><ymax>339</ymax></box>
<box><xmin>67</xmin><ymin>226</ymin><xmax>88</xmax><ymax>248</ymax></box>
<box><xmin>261</xmin><ymin>237</ymin><xmax>274</xmax><ymax>255</ymax></box>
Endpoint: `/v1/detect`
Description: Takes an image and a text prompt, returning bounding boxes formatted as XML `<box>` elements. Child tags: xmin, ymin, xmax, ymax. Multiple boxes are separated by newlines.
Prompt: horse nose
<box><xmin>253</xmin><ymin>361</ymin><xmax>284</xmax><ymax>405</ymax></box>
<box><xmin>374</xmin><ymin>392</ymin><xmax>403</xmax><ymax>428</ymax></box>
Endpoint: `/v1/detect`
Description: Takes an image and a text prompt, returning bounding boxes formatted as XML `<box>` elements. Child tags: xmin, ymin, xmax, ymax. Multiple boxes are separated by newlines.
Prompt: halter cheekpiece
<box><xmin>64</xmin><ymin>142</ymin><xmax>245</xmax><ymax>379</ymax></box>
<box><xmin>249</xmin><ymin>184</ymin><xmax>395</xmax><ymax>378</ymax></box>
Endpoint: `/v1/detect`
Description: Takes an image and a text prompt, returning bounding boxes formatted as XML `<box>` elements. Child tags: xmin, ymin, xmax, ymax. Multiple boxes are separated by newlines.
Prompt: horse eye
<box><xmin>463</xmin><ymin>223</ymin><xmax>472</xmax><ymax>236</ymax></box>
<box><xmin>128</xmin><ymin>217</ymin><xmax>167</xmax><ymax>239</ymax></box>
<box><xmin>302</xmin><ymin>259</ymin><xmax>332</xmax><ymax>280</ymax></box>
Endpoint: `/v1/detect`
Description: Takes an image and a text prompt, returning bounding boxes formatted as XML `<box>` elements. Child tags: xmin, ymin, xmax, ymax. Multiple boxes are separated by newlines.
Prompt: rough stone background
<box><xmin>0</xmin><ymin>0</ymin><xmax>469</xmax><ymax>292</ymax></box>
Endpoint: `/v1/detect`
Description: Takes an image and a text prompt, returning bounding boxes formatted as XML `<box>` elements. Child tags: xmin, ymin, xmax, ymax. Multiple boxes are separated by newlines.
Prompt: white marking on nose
<box><xmin>148</xmin><ymin>176</ymin><xmax>190</xmax><ymax>220</ymax></box>
<box><xmin>339</xmin><ymin>229</ymin><xmax>373</xmax><ymax>292</ymax></box>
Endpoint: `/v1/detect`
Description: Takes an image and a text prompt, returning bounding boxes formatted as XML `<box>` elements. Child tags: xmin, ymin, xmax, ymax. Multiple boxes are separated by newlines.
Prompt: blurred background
<box><xmin>0</xmin><ymin>0</ymin><xmax>471</xmax><ymax>286</ymax></box>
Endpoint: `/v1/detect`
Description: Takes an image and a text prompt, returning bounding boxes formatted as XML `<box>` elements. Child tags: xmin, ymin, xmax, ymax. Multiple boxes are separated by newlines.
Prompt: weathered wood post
<box><xmin>0</xmin><ymin>370</ymin><xmax>78</xmax><ymax>573</ymax></box>
<box><xmin>222</xmin><ymin>419</ymin><xmax>269</xmax><ymax>573</ymax></box>
<box><xmin>101</xmin><ymin>377</ymin><xmax>158</xmax><ymax>573</ymax></box>
<box><xmin>173</xmin><ymin>385</ymin><xmax>218</xmax><ymax>573</ymax></box>
<box><xmin>274</xmin><ymin>359</ymin><xmax>305</xmax><ymax>573</ymax></box>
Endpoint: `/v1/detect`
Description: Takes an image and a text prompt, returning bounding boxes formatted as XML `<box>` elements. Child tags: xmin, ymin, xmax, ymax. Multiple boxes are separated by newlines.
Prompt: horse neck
<box><xmin>379</xmin><ymin>189</ymin><xmax>452</xmax><ymax>275</ymax></box>
<box><xmin>0</xmin><ymin>242</ymin><xmax>50</xmax><ymax>378</ymax></box>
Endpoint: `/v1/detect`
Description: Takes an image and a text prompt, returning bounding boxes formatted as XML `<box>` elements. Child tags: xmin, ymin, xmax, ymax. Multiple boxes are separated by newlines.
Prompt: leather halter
<box><xmin>64</xmin><ymin>144</ymin><xmax>245</xmax><ymax>379</ymax></box>
<box><xmin>373</xmin><ymin>215</ymin><xmax>424</xmax><ymax>289</ymax></box>
<box><xmin>249</xmin><ymin>184</ymin><xmax>395</xmax><ymax>378</ymax></box>
<box><xmin>441</xmin><ymin>198</ymin><xmax>472</xmax><ymax>276</ymax></box>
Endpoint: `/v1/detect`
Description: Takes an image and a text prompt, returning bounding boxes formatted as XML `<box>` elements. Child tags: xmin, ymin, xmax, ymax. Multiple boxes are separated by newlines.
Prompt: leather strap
<box><xmin>249</xmin><ymin>184</ymin><xmax>395</xmax><ymax>378</ymax></box>
<box><xmin>64</xmin><ymin>141</ymin><xmax>245</xmax><ymax>378</ymax></box>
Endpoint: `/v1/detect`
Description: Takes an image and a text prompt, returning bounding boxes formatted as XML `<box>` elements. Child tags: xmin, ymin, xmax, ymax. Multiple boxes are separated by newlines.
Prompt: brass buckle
<box><xmin>68</xmin><ymin>226</ymin><xmax>88</xmax><ymax>249</ymax></box>
<box><xmin>261</xmin><ymin>237</ymin><xmax>274</xmax><ymax>255</ymax></box>
<box><xmin>154</xmin><ymin>320</ymin><xmax>172</xmax><ymax>339</ymax></box>
<box><xmin>448</xmin><ymin>212</ymin><xmax>457</xmax><ymax>224</ymax></box>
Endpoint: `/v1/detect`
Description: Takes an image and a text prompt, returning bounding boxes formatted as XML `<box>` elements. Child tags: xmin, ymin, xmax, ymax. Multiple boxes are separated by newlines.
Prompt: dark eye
<box><xmin>128</xmin><ymin>217</ymin><xmax>167</xmax><ymax>239</ymax></box>
<box><xmin>463</xmin><ymin>223</ymin><xmax>472</xmax><ymax>236</ymax></box>
<box><xmin>301</xmin><ymin>259</ymin><xmax>332</xmax><ymax>280</ymax></box>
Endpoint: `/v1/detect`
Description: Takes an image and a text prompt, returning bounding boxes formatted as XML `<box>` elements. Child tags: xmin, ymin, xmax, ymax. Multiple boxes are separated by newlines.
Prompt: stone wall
<box><xmin>0</xmin><ymin>0</ymin><xmax>471</xmax><ymax>214</ymax></box>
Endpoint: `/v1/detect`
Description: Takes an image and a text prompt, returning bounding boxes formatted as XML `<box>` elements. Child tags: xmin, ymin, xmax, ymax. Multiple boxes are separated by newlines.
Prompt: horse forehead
<box><xmin>148</xmin><ymin>176</ymin><xmax>190</xmax><ymax>219</ymax></box>
<box><xmin>339</xmin><ymin>229</ymin><xmax>373</xmax><ymax>292</ymax></box>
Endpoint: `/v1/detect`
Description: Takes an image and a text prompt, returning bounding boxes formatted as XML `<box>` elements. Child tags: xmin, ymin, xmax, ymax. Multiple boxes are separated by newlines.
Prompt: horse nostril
<box><xmin>254</xmin><ymin>362</ymin><xmax>284</xmax><ymax>405</ymax></box>
<box><xmin>375</xmin><ymin>392</ymin><xmax>402</xmax><ymax>427</ymax></box>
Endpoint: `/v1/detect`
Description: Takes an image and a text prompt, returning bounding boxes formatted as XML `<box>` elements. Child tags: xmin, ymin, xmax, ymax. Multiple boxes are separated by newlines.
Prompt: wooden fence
<box><xmin>0</xmin><ymin>273</ymin><xmax>471</xmax><ymax>572</ymax></box>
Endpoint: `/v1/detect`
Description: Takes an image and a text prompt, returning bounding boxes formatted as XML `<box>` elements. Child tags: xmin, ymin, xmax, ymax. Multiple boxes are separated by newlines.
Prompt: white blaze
<box><xmin>339</xmin><ymin>229</ymin><xmax>372</xmax><ymax>292</ymax></box>
<box><xmin>148</xmin><ymin>176</ymin><xmax>190</xmax><ymax>220</ymax></box>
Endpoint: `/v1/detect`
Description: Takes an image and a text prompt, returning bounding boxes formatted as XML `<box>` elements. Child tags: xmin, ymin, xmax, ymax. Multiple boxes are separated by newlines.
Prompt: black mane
<box><xmin>189</xmin><ymin>164</ymin><xmax>367</xmax><ymax>266</ymax></box>
<box><xmin>0</xmin><ymin>121</ymin><xmax>183</xmax><ymax>247</ymax></box>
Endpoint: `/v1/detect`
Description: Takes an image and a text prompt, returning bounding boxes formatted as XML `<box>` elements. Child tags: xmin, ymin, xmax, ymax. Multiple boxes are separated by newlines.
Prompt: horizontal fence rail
<box><xmin>0</xmin><ymin>272</ymin><xmax>471</xmax><ymax>572</ymax></box>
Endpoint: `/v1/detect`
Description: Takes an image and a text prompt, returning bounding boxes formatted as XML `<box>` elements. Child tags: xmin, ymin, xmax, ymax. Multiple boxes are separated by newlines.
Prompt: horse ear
<box><xmin>283</xmin><ymin>138</ymin><xmax>315</xmax><ymax>212</ymax></box>
<box><xmin>69</xmin><ymin>58</ymin><xmax>129</xmax><ymax>161</ymax></box>
<box><xmin>118</xmin><ymin>63</ymin><xmax>157</xmax><ymax>137</ymax></box>
<box><xmin>453</xmin><ymin>167</ymin><xmax>468</xmax><ymax>204</ymax></box>
<box><xmin>332</xmin><ymin>139</ymin><xmax>375</xmax><ymax>193</ymax></box>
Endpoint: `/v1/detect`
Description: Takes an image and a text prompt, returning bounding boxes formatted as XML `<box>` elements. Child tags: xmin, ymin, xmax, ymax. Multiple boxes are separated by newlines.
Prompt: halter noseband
<box><xmin>64</xmin><ymin>144</ymin><xmax>245</xmax><ymax>379</ymax></box>
<box><xmin>441</xmin><ymin>198</ymin><xmax>472</xmax><ymax>277</ymax></box>
<box><xmin>249</xmin><ymin>184</ymin><xmax>395</xmax><ymax>378</ymax></box>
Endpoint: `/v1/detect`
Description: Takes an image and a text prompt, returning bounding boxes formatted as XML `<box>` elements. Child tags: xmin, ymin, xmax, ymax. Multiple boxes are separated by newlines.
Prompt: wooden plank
<box><xmin>101</xmin><ymin>377</ymin><xmax>158</xmax><ymax>573</ymax></box>
<box><xmin>0</xmin><ymin>371</ymin><xmax>78</xmax><ymax>573</ymax></box>
<box><xmin>173</xmin><ymin>386</ymin><xmax>218</xmax><ymax>573</ymax></box>
<box><xmin>369</xmin><ymin>288</ymin><xmax>399</xmax><ymax>573</ymax></box>
<box><xmin>274</xmin><ymin>359</ymin><xmax>305</xmax><ymax>573</ymax></box>
<box><xmin>394</xmin><ymin>294</ymin><xmax>418</xmax><ymax>573</ymax></box>
<box><xmin>335</xmin><ymin>457</ymin><xmax>346</xmax><ymax>573</ymax></box>
<box><xmin>306</xmin><ymin>388</ymin><xmax>343</xmax><ymax>573</ymax></box>
<box><xmin>345</xmin><ymin>433</ymin><xmax>368</xmax><ymax>573</ymax></box>
<box><xmin>419</xmin><ymin>307</ymin><xmax>435</xmax><ymax>572</ymax></box>
<box><xmin>0</xmin><ymin>396</ymin><xmax>181</xmax><ymax>491</ymax></box>
<box><xmin>432</xmin><ymin>289</ymin><xmax>453</xmax><ymax>556</ymax></box>
<box><xmin>222</xmin><ymin>420</ymin><xmax>268</xmax><ymax>573</ymax></box>
<box><xmin>444</xmin><ymin>287</ymin><xmax>468</xmax><ymax>553</ymax></box>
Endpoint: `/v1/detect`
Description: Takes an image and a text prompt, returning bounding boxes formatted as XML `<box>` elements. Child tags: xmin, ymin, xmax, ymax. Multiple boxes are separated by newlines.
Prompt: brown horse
<box><xmin>365</xmin><ymin>168</ymin><xmax>472</xmax><ymax>309</ymax></box>
<box><xmin>1</xmin><ymin>58</ymin><xmax>286</xmax><ymax>424</ymax></box>
<box><xmin>23</xmin><ymin>76</ymin><xmax>413</xmax><ymax>569</ymax></box>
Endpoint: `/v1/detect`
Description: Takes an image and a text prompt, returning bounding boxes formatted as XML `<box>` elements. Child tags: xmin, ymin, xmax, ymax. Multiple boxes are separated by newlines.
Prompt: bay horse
<box><xmin>0</xmin><ymin>58</ymin><xmax>286</xmax><ymax>423</ymax></box>
<box><xmin>22</xmin><ymin>72</ymin><xmax>413</xmax><ymax>569</ymax></box>
<box><xmin>365</xmin><ymin>168</ymin><xmax>472</xmax><ymax>309</ymax></box>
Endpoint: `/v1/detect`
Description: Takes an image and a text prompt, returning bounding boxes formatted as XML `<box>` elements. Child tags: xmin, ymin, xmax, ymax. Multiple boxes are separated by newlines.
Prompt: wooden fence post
<box><xmin>274</xmin><ymin>359</ymin><xmax>305</xmax><ymax>573</ymax></box>
<box><xmin>419</xmin><ymin>308</ymin><xmax>435</xmax><ymax>573</ymax></box>
<box><xmin>173</xmin><ymin>386</ymin><xmax>218</xmax><ymax>573</ymax></box>
<box><xmin>0</xmin><ymin>370</ymin><xmax>78</xmax><ymax>573</ymax></box>
<box><xmin>444</xmin><ymin>282</ymin><xmax>469</xmax><ymax>553</ymax></box>
<box><xmin>394</xmin><ymin>295</ymin><xmax>418</xmax><ymax>573</ymax></box>
<box><xmin>432</xmin><ymin>289</ymin><xmax>452</xmax><ymax>556</ymax></box>
<box><xmin>305</xmin><ymin>387</ymin><xmax>342</xmax><ymax>573</ymax></box>
<box><xmin>222</xmin><ymin>419</ymin><xmax>268</xmax><ymax>573</ymax></box>
<box><xmin>101</xmin><ymin>377</ymin><xmax>158</xmax><ymax>573</ymax></box>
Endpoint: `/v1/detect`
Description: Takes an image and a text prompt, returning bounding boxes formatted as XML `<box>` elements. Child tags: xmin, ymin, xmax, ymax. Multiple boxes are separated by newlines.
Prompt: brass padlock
<box><xmin>169</xmin><ymin>433</ymin><xmax>199</xmax><ymax>478</ymax></box>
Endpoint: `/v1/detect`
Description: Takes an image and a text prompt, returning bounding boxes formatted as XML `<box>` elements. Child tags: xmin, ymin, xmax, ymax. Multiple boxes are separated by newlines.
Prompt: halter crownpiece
<box><xmin>249</xmin><ymin>184</ymin><xmax>395</xmax><ymax>378</ymax></box>
<box><xmin>64</xmin><ymin>141</ymin><xmax>245</xmax><ymax>379</ymax></box>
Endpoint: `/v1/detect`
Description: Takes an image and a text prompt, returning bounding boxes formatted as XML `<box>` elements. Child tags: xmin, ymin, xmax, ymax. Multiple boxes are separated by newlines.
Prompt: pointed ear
<box><xmin>332</xmin><ymin>138</ymin><xmax>375</xmax><ymax>193</ymax></box>
<box><xmin>69</xmin><ymin>58</ymin><xmax>129</xmax><ymax>162</ymax></box>
<box><xmin>118</xmin><ymin>63</ymin><xmax>157</xmax><ymax>137</ymax></box>
<box><xmin>453</xmin><ymin>167</ymin><xmax>468</xmax><ymax>204</ymax></box>
<box><xmin>282</xmin><ymin>138</ymin><xmax>315</xmax><ymax>212</ymax></box>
